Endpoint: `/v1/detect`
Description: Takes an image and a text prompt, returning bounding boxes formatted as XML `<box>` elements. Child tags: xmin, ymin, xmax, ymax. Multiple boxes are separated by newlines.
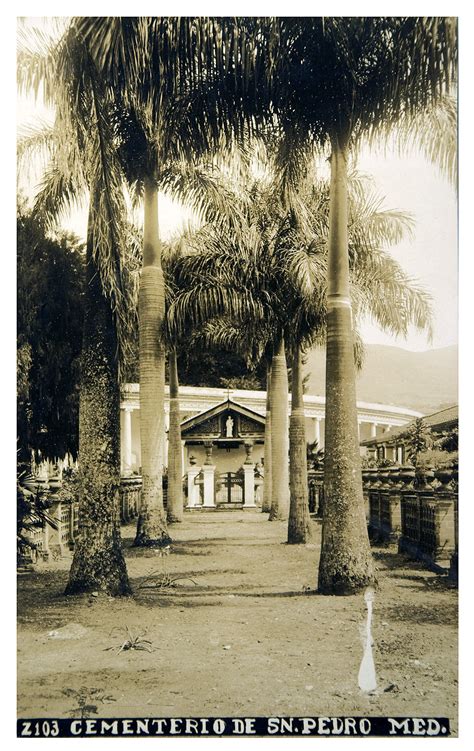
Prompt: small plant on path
<box><xmin>63</xmin><ymin>686</ymin><xmax>116</xmax><ymax>718</ymax></box>
<box><xmin>105</xmin><ymin>625</ymin><xmax>155</xmax><ymax>654</ymax></box>
<box><xmin>138</xmin><ymin>545</ymin><xmax>198</xmax><ymax>590</ymax></box>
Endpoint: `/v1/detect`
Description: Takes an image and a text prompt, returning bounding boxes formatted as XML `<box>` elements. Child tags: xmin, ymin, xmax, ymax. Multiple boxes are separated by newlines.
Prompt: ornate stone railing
<box><xmin>120</xmin><ymin>475</ymin><xmax>142</xmax><ymax>522</ymax></box>
<box><xmin>307</xmin><ymin>470</ymin><xmax>324</xmax><ymax>515</ymax></box>
<box><xmin>24</xmin><ymin>495</ymin><xmax>78</xmax><ymax>563</ymax></box>
<box><xmin>22</xmin><ymin>475</ymin><xmax>156</xmax><ymax>560</ymax></box>
<box><xmin>362</xmin><ymin>463</ymin><xmax>458</xmax><ymax>576</ymax></box>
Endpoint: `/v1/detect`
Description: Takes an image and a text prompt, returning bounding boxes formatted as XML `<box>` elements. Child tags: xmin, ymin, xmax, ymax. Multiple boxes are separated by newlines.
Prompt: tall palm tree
<box><xmin>261</xmin><ymin>363</ymin><xmax>272</xmax><ymax>513</ymax></box>
<box><xmin>73</xmin><ymin>16</ymin><xmax>267</xmax><ymax>545</ymax></box>
<box><xmin>166</xmin><ymin>349</ymin><xmax>184</xmax><ymax>523</ymax></box>
<box><xmin>17</xmin><ymin>20</ymin><xmax>138</xmax><ymax>594</ymax></box>
<box><xmin>166</xmin><ymin>160</ymin><xmax>433</xmax><ymax>542</ymax></box>
<box><xmin>287</xmin><ymin>345</ymin><xmax>312</xmax><ymax>542</ymax></box>
<box><xmin>264</xmin><ymin>17</ymin><xmax>457</xmax><ymax>592</ymax></box>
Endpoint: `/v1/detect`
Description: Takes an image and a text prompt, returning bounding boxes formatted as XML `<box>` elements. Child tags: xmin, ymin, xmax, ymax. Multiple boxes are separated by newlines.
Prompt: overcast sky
<box><xmin>17</xmin><ymin>16</ymin><xmax>458</xmax><ymax>354</ymax></box>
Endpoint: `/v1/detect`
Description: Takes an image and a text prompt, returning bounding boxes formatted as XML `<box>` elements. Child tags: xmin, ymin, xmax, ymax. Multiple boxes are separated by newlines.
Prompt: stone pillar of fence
<box><xmin>425</xmin><ymin>497</ymin><xmax>456</xmax><ymax>567</ymax></box>
<box><xmin>46</xmin><ymin>499</ymin><xmax>64</xmax><ymax>559</ymax></box>
<box><xmin>387</xmin><ymin>467</ymin><xmax>403</xmax><ymax>545</ymax></box>
<box><xmin>187</xmin><ymin>466</ymin><xmax>201</xmax><ymax>508</ymax></box>
<box><xmin>120</xmin><ymin>476</ymin><xmax>143</xmax><ymax>522</ymax></box>
<box><xmin>432</xmin><ymin>464</ymin><xmax>457</xmax><ymax>568</ymax></box>
<box><xmin>243</xmin><ymin>465</ymin><xmax>256</xmax><ymax>508</ymax></box>
<box><xmin>202</xmin><ymin>465</ymin><xmax>216</xmax><ymax>508</ymax></box>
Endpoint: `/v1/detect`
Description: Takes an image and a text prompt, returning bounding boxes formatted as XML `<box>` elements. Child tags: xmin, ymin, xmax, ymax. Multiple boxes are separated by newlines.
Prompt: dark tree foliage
<box><xmin>177</xmin><ymin>347</ymin><xmax>266</xmax><ymax>391</ymax></box>
<box><xmin>17</xmin><ymin>197</ymin><xmax>85</xmax><ymax>463</ymax></box>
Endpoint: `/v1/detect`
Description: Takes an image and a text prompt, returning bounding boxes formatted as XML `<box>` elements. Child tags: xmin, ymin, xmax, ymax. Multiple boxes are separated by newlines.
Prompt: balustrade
<box><xmin>362</xmin><ymin>462</ymin><xmax>457</xmax><ymax>574</ymax></box>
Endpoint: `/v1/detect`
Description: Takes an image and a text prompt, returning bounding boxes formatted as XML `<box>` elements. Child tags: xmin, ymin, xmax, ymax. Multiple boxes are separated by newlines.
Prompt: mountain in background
<box><xmin>304</xmin><ymin>344</ymin><xmax>458</xmax><ymax>415</ymax></box>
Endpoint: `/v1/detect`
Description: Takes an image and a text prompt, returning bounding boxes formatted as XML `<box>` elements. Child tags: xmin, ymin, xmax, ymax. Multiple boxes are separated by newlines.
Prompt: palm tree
<box><xmin>261</xmin><ymin>363</ymin><xmax>272</xmax><ymax>513</ymax></box>
<box><xmin>287</xmin><ymin>345</ymin><xmax>312</xmax><ymax>542</ymax></box>
<box><xmin>167</xmin><ymin>162</ymin><xmax>434</xmax><ymax>544</ymax></box>
<box><xmin>166</xmin><ymin>349</ymin><xmax>183</xmax><ymax>523</ymax></box>
<box><xmin>17</xmin><ymin>20</ymin><xmax>138</xmax><ymax>594</ymax></box>
<box><xmin>263</xmin><ymin>17</ymin><xmax>457</xmax><ymax>592</ymax></box>
<box><xmin>73</xmin><ymin>16</ymin><xmax>268</xmax><ymax>545</ymax></box>
<box><xmin>268</xmin><ymin>336</ymin><xmax>290</xmax><ymax>521</ymax></box>
<box><xmin>165</xmin><ymin>191</ymin><xmax>291</xmax><ymax>522</ymax></box>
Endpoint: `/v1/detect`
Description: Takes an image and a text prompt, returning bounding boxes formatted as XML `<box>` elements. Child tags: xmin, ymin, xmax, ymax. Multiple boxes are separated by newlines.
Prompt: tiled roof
<box><xmin>361</xmin><ymin>404</ymin><xmax>458</xmax><ymax>446</ymax></box>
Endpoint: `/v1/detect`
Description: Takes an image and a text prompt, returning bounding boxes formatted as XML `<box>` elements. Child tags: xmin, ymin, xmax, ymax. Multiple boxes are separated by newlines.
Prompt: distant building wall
<box><xmin>120</xmin><ymin>384</ymin><xmax>422</xmax><ymax>474</ymax></box>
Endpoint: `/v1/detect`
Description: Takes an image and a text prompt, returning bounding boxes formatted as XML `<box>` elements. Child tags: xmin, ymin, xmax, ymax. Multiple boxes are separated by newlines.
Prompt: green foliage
<box><xmin>177</xmin><ymin>348</ymin><xmax>266</xmax><ymax>390</ymax></box>
<box><xmin>401</xmin><ymin>418</ymin><xmax>434</xmax><ymax>465</ymax></box>
<box><xmin>361</xmin><ymin>455</ymin><xmax>396</xmax><ymax>469</ymax></box>
<box><xmin>17</xmin><ymin>464</ymin><xmax>58</xmax><ymax>563</ymax></box>
<box><xmin>416</xmin><ymin>448</ymin><xmax>458</xmax><ymax>469</ymax></box>
<box><xmin>62</xmin><ymin>687</ymin><xmax>116</xmax><ymax>719</ymax></box>
<box><xmin>307</xmin><ymin>441</ymin><xmax>324</xmax><ymax>470</ymax></box>
<box><xmin>17</xmin><ymin>197</ymin><xmax>85</xmax><ymax>462</ymax></box>
<box><xmin>55</xmin><ymin>468</ymin><xmax>80</xmax><ymax>504</ymax></box>
<box><xmin>105</xmin><ymin>626</ymin><xmax>155</xmax><ymax>654</ymax></box>
<box><xmin>435</xmin><ymin>427</ymin><xmax>458</xmax><ymax>453</ymax></box>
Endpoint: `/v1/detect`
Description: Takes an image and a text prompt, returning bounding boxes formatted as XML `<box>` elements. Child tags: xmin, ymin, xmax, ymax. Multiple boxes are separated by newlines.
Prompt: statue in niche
<box><xmin>225</xmin><ymin>415</ymin><xmax>234</xmax><ymax>437</ymax></box>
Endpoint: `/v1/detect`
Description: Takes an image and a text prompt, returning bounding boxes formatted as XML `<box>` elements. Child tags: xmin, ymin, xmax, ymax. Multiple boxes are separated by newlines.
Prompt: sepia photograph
<box><xmin>15</xmin><ymin>8</ymin><xmax>459</xmax><ymax>741</ymax></box>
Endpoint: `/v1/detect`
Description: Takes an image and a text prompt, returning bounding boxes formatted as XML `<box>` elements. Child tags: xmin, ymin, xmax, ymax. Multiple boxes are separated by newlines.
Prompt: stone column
<box><xmin>312</xmin><ymin>417</ymin><xmax>321</xmax><ymax>446</ymax></box>
<box><xmin>387</xmin><ymin>469</ymin><xmax>403</xmax><ymax>544</ymax></box>
<box><xmin>370</xmin><ymin>422</ymin><xmax>377</xmax><ymax>438</ymax></box>
<box><xmin>431</xmin><ymin>498</ymin><xmax>456</xmax><ymax>565</ymax></box>
<box><xmin>243</xmin><ymin>440</ymin><xmax>256</xmax><ymax>508</ymax></box>
<box><xmin>122</xmin><ymin>407</ymin><xmax>133</xmax><ymax>475</ymax></box>
<box><xmin>243</xmin><ymin>465</ymin><xmax>256</xmax><ymax>508</ymax></box>
<box><xmin>202</xmin><ymin>440</ymin><xmax>216</xmax><ymax>507</ymax></box>
<box><xmin>186</xmin><ymin>466</ymin><xmax>201</xmax><ymax>508</ymax></box>
<box><xmin>202</xmin><ymin>465</ymin><xmax>216</xmax><ymax>507</ymax></box>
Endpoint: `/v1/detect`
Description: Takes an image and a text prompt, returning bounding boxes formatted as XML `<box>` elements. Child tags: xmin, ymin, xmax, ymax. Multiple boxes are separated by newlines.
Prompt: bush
<box><xmin>416</xmin><ymin>449</ymin><xmax>458</xmax><ymax>469</ymax></box>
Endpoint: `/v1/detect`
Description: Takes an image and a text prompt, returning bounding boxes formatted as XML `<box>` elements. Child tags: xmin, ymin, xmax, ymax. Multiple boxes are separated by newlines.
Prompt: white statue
<box><xmin>225</xmin><ymin>415</ymin><xmax>234</xmax><ymax>437</ymax></box>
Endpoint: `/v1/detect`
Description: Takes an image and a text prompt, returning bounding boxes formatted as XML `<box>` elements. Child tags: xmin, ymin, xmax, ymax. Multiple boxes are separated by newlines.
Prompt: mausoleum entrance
<box><xmin>181</xmin><ymin>399</ymin><xmax>265</xmax><ymax>509</ymax></box>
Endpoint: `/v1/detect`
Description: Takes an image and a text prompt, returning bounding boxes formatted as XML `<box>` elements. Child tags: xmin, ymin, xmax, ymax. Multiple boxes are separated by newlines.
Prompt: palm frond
<box><xmin>17</xmin><ymin>121</ymin><xmax>57</xmax><ymax>180</ymax></box>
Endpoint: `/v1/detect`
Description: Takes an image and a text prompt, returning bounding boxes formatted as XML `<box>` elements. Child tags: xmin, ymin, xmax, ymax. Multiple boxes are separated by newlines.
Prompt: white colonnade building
<box><xmin>120</xmin><ymin>383</ymin><xmax>422</xmax><ymax>483</ymax></box>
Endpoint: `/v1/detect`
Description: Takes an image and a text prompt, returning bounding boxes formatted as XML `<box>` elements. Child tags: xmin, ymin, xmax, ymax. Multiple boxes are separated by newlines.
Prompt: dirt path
<box><xmin>17</xmin><ymin>512</ymin><xmax>458</xmax><ymax>732</ymax></box>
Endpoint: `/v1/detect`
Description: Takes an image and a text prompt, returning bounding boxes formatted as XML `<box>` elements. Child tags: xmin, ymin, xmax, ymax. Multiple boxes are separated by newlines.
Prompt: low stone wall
<box><xmin>23</xmin><ymin>476</ymin><xmax>151</xmax><ymax>559</ymax></box>
<box><xmin>307</xmin><ymin>464</ymin><xmax>458</xmax><ymax>578</ymax></box>
<box><xmin>25</xmin><ymin>498</ymin><xmax>78</xmax><ymax>562</ymax></box>
<box><xmin>362</xmin><ymin>464</ymin><xmax>458</xmax><ymax>576</ymax></box>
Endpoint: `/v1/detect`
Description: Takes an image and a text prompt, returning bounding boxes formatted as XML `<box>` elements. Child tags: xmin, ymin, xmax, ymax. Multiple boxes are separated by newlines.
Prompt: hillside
<box><xmin>304</xmin><ymin>344</ymin><xmax>458</xmax><ymax>415</ymax></box>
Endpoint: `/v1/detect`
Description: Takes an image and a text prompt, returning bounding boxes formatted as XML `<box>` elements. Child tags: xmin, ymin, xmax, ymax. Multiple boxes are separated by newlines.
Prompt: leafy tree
<box><xmin>18</xmin><ymin>21</ymin><xmax>136</xmax><ymax>595</ymax></box>
<box><xmin>177</xmin><ymin>348</ymin><xmax>266</xmax><ymax>390</ymax></box>
<box><xmin>402</xmin><ymin>418</ymin><xmax>434</xmax><ymax>465</ymax></box>
<box><xmin>436</xmin><ymin>427</ymin><xmax>458</xmax><ymax>453</ymax></box>
<box><xmin>17</xmin><ymin>197</ymin><xmax>85</xmax><ymax>464</ymax></box>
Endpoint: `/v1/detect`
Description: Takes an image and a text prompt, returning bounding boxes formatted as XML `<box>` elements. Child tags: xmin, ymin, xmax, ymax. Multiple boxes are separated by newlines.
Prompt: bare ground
<box><xmin>17</xmin><ymin>512</ymin><xmax>458</xmax><ymax>733</ymax></box>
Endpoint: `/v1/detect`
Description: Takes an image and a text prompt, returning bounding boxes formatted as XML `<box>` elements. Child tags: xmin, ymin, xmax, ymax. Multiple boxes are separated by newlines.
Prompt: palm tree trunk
<box><xmin>166</xmin><ymin>349</ymin><xmax>183</xmax><ymax>523</ymax></box>
<box><xmin>134</xmin><ymin>179</ymin><xmax>171</xmax><ymax>546</ymax></box>
<box><xmin>288</xmin><ymin>344</ymin><xmax>311</xmax><ymax>543</ymax></box>
<box><xmin>269</xmin><ymin>335</ymin><xmax>290</xmax><ymax>521</ymax></box>
<box><xmin>317</xmin><ymin>138</ymin><xmax>375</xmax><ymax>594</ymax></box>
<box><xmin>261</xmin><ymin>362</ymin><xmax>272</xmax><ymax>513</ymax></box>
<box><xmin>65</xmin><ymin>211</ymin><xmax>131</xmax><ymax>596</ymax></box>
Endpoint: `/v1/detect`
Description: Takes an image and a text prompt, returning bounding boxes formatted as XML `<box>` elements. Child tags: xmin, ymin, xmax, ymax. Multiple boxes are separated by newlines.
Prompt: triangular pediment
<box><xmin>181</xmin><ymin>399</ymin><xmax>265</xmax><ymax>439</ymax></box>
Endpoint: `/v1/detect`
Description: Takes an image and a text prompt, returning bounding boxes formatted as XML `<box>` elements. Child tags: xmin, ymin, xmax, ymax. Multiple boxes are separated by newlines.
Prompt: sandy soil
<box><xmin>17</xmin><ymin>512</ymin><xmax>458</xmax><ymax>733</ymax></box>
